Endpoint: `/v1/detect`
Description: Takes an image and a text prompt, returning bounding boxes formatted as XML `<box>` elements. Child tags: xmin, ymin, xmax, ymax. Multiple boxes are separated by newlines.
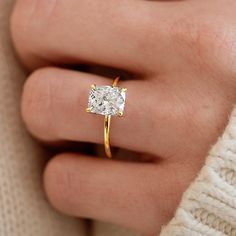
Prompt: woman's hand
<box><xmin>11</xmin><ymin>0</ymin><xmax>236</xmax><ymax>234</ymax></box>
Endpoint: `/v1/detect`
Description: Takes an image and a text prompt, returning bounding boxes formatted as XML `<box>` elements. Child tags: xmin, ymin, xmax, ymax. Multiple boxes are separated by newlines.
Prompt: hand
<box><xmin>11</xmin><ymin>0</ymin><xmax>236</xmax><ymax>235</ymax></box>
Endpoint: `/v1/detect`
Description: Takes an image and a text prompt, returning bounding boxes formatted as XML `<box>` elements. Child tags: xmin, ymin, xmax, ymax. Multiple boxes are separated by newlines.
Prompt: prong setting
<box><xmin>118</xmin><ymin>111</ymin><xmax>124</xmax><ymax>117</ymax></box>
<box><xmin>91</xmin><ymin>84</ymin><xmax>96</xmax><ymax>90</ymax></box>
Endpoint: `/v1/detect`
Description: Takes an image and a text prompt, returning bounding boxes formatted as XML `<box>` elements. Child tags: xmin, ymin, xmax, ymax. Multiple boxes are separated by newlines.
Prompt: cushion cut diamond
<box><xmin>88</xmin><ymin>86</ymin><xmax>126</xmax><ymax>116</ymax></box>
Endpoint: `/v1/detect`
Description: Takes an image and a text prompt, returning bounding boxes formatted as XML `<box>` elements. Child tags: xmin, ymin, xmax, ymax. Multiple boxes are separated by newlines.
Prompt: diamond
<box><xmin>88</xmin><ymin>85</ymin><xmax>126</xmax><ymax>116</ymax></box>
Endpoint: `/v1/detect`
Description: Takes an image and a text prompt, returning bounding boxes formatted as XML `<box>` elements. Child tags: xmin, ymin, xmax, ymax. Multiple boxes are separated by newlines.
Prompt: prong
<box><xmin>118</xmin><ymin>111</ymin><xmax>124</xmax><ymax>117</ymax></box>
<box><xmin>91</xmin><ymin>84</ymin><xmax>96</xmax><ymax>90</ymax></box>
<box><xmin>86</xmin><ymin>108</ymin><xmax>91</xmax><ymax>113</ymax></box>
<box><xmin>112</xmin><ymin>76</ymin><xmax>120</xmax><ymax>87</ymax></box>
<box><xmin>122</xmin><ymin>88</ymin><xmax>127</xmax><ymax>92</ymax></box>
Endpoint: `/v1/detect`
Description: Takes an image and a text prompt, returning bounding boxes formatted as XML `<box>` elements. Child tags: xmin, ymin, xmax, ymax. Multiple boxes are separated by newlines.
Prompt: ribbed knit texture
<box><xmin>0</xmin><ymin>1</ymin><xmax>86</xmax><ymax>235</ymax></box>
<box><xmin>160</xmin><ymin>106</ymin><xmax>236</xmax><ymax>236</ymax></box>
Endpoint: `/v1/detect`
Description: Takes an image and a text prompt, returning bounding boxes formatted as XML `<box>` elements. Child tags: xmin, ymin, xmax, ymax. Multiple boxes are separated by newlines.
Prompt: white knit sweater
<box><xmin>161</xmin><ymin>106</ymin><xmax>236</xmax><ymax>236</ymax></box>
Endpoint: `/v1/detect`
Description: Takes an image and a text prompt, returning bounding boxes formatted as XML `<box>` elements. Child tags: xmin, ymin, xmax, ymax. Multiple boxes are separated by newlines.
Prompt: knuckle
<box><xmin>44</xmin><ymin>154</ymin><xmax>75</xmax><ymax>214</ymax></box>
<box><xmin>22</xmin><ymin>68</ymin><xmax>55</xmax><ymax>139</ymax></box>
<box><xmin>44</xmin><ymin>154</ymin><xmax>89</xmax><ymax>215</ymax></box>
<box><xmin>171</xmin><ymin>18</ymin><xmax>217</xmax><ymax>61</ymax></box>
<box><xmin>170</xmin><ymin>17</ymin><xmax>236</xmax><ymax>78</ymax></box>
<box><xmin>11</xmin><ymin>0</ymin><xmax>58</xmax><ymax>61</ymax></box>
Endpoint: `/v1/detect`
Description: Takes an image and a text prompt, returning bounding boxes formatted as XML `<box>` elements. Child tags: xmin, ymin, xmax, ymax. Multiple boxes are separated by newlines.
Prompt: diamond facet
<box><xmin>88</xmin><ymin>86</ymin><xmax>126</xmax><ymax>116</ymax></box>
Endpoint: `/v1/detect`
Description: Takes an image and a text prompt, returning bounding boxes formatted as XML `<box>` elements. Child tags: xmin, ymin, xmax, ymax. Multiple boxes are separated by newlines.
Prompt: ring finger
<box><xmin>22</xmin><ymin>67</ymin><xmax>165</xmax><ymax>155</ymax></box>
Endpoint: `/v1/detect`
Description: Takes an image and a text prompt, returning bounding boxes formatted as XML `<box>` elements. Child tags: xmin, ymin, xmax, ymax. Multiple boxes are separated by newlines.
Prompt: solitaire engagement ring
<box><xmin>86</xmin><ymin>77</ymin><xmax>127</xmax><ymax>158</ymax></box>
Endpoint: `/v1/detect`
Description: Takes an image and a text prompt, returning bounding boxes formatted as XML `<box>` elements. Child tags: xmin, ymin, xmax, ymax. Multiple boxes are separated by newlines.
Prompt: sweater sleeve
<box><xmin>160</xmin><ymin>106</ymin><xmax>236</xmax><ymax>236</ymax></box>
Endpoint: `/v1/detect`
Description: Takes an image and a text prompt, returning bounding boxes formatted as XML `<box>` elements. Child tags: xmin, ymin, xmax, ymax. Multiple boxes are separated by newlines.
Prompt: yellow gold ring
<box><xmin>86</xmin><ymin>77</ymin><xmax>127</xmax><ymax>158</ymax></box>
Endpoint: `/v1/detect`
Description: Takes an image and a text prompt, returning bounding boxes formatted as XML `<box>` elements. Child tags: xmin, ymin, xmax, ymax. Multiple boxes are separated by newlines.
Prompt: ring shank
<box><xmin>104</xmin><ymin>76</ymin><xmax>120</xmax><ymax>158</ymax></box>
<box><xmin>104</xmin><ymin>115</ymin><xmax>112</xmax><ymax>158</ymax></box>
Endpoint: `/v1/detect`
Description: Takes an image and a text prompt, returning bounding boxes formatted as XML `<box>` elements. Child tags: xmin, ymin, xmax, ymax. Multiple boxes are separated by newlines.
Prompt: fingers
<box><xmin>11</xmin><ymin>0</ymin><xmax>179</xmax><ymax>72</ymax></box>
<box><xmin>44</xmin><ymin>153</ymin><xmax>192</xmax><ymax>234</ymax></box>
<box><xmin>22</xmin><ymin>67</ymin><xmax>201</xmax><ymax>158</ymax></box>
<box><xmin>22</xmin><ymin>67</ymin><xmax>160</xmax><ymax>154</ymax></box>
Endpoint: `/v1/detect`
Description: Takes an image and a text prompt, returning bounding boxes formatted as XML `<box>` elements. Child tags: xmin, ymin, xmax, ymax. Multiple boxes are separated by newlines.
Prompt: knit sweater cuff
<box><xmin>160</xmin><ymin>106</ymin><xmax>236</xmax><ymax>236</ymax></box>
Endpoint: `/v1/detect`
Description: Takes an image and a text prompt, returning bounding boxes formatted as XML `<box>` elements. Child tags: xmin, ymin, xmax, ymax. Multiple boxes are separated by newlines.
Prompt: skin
<box><xmin>11</xmin><ymin>0</ymin><xmax>236</xmax><ymax>235</ymax></box>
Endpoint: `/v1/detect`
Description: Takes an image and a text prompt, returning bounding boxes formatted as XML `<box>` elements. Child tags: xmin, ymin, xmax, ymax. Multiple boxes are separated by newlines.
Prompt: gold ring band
<box><xmin>87</xmin><ymin>76</ymin><xmax>127</xmax><ymax>158</ymax></box>
<box><xmin>104</xmin><ymin>114</ymin><xmax>112</xmax><ymax>158</ymax></box>
<box><xmin>104</xmin><ymin>76</ymin><xmax>120</xmax><ymax>158</ymax></box>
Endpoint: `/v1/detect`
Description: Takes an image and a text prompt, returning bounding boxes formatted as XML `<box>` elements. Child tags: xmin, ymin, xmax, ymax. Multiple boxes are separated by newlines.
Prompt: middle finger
<box><xmin>12</xmin><ymin>0</ymin><xmax>176</xmax><ymax>72</ymax></box>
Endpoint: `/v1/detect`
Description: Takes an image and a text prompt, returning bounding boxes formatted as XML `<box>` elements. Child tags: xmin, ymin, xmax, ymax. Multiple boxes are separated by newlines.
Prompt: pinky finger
<box><xmin>44</xmin><ymin>153</ymin><xmax>194</xmax><ymax>235</ymax></box>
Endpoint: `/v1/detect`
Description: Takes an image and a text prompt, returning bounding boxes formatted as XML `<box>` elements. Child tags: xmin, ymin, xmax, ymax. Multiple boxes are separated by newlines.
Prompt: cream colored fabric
<box><xmin>0</xmin><ymin>1</ymin><xmax>86</xmax><ymax>235</ymax></box>
<box><xmin>93</xmin><ymin>222</ymin><xmax>142</xmax><ymax>236</ymax></box>
<box><xmin>161</xmin><ymin>106</ymin><xmax>236</xmax><ymax>236</ymax></box>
